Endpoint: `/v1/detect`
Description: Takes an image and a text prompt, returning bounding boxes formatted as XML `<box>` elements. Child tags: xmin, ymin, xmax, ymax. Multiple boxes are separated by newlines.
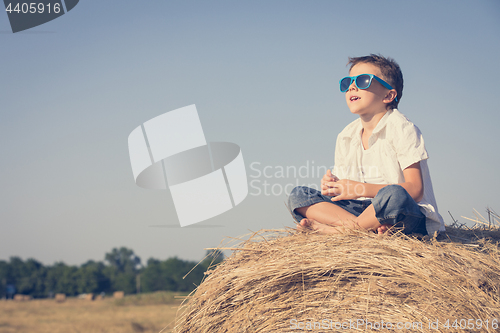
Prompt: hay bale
<box><xmin>95</xmin><ymin>294</ymin><xmax>104</xmax><ymax>301</ymax></box>
<box><xmin>55</xmin><ymin>293</ymin><xmax>66</xmax><ymax>302</ymax></box>
<box><xmin>114</xmin><ymin>291</ymin><xmax>125</xmax><ymax>299</ymax></box>
<box><xmin>84</xmin><ymin>293</ymin><xmax>94</xmax><ymax>301</ymax></box>
<box><xmin>174</xmin><ymin>228</ymin><xmax>500</xmax><ymax>333</ymax></box>
<box><xmin>13</xmin><ymin>294</ymin><xmax>29</xmax><ymax>301</ymax></box>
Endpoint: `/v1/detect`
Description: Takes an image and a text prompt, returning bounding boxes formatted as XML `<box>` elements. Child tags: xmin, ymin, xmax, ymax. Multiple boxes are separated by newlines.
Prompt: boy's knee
<box><xmin>288</xmin><ymin>186</ymin><xmax>307</xmax><ymax>203</ymax></box>
<box><xmin>287</xmin><ymin>186</ymin><xmax>307</xmax><ymax>215</ymax></box>
<box><xmin>287</xmin><ymin>186</ymin><xmax>316</xmax><ymax>208</ymax></box>
<box><xmin>377</xmin><ymin>185</ymin><xmax>410</xmax><ymax>203</ymax></box>
<box><xmin>374</xmin><ymin>185</ymin><xmax>426</xmax><ymax>234</ymax></box>
<box><xmin>375</xmin><ymin>185</ymin><xmax>421</xmax><ymax>216</ymax></box>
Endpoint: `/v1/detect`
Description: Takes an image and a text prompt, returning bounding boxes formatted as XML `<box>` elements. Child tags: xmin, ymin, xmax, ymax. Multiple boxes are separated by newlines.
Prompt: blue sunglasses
<box><xmin>340</xmin><ymin>74</ymin><xmax>397</xmax><ymax>101</ymax></box>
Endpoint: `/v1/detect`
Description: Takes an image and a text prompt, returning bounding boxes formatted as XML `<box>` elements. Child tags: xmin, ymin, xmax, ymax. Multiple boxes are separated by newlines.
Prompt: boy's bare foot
<box><xmin>297</xmin><ymin>218</ymin><xmax>340</xmax><ymax>234</ymax></box>
<box><xmin>377</xmin><ymin>224</ymin><xmax>393</xmax><ymax>234</ymax></box>
<box><xmin>297</xmin><ymin>219</ymin><xmax>392</xmax><ymax>235</ymax></box>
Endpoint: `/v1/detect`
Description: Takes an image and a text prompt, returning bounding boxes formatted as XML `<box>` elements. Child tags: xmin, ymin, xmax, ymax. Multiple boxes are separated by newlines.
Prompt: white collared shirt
<box><xmin>332</xmin><ymin>109</ymin><xmax>445</xmax><ymax>235</ymax></box>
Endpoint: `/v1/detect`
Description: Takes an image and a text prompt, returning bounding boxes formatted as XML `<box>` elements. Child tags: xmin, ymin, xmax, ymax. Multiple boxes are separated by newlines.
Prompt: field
<box><xmin>0</xmin><ymin>292</ymin><xmax>185</xmax><ymax>333</ymax></box>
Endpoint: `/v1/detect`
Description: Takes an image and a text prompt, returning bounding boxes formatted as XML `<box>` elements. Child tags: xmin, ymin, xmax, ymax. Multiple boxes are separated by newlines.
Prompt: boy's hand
<box><xmin>330</xmin><ymin>179</ymin><xmax>365</xmax><ymax>201</ymax></box>
<box><xmin>321</xmin><ymin>169</ymin><xmax>339</xmax><ymax>196</ymax></box>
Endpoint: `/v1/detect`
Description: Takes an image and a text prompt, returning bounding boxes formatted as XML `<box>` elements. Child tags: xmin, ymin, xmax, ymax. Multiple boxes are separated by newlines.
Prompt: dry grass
<box><xmin>173</xmin><ymin>219</ymin><xmax>500</xmax><ymax>333</ymax></box>
<box><xmin>0</xmin><ymin>291</ymin><xmax>183</xmax><ymax>333</ymax></box>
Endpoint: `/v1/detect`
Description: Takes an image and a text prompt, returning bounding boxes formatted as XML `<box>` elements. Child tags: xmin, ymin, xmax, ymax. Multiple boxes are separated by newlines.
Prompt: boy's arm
<box><xmin>327</xmin><ymin>162</ymin><xmax>424</xmax><ymax>202</ymax></box>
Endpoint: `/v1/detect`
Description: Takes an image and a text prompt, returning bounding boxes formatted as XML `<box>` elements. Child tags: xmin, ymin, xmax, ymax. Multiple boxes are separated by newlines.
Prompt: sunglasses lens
<box><xmin>356</xmin><ymin>75</ymin><xmax>372</xmax><ymax>89</ymax></box>
<box><xmin>340</xmin><ymin>77</ymin><xmax>352</xmax><ymax>92</ymax></box>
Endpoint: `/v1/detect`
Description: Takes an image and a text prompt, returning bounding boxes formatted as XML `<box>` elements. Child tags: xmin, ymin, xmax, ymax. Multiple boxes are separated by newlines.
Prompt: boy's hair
<box><xmin>347</xmin><ymin>54</ymin><xmax>403</xmax><ymax>109</ymax></box>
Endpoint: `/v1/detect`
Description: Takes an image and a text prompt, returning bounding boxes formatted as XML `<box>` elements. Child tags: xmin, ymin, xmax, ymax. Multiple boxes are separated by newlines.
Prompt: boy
<box><xmin>287</xmin><ymin>54</ymin><xmax>445</xmax><ymax>236</ymax></box>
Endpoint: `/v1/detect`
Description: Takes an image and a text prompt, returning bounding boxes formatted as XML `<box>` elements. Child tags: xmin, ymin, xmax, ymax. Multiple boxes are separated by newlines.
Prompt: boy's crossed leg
<box><xmin>295</xmin><ymin>202</ymin><xmax>390</xmax><ymax>234</ymax></box>
<box><xmin>288</xmin><ymin>185</ymin><xmax>427</xmax><ymax>235</ymax></box>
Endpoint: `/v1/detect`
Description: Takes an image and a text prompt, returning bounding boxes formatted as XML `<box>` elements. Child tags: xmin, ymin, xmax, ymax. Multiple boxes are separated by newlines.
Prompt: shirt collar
<box><xmin>371</xmin><ymin>108</ymin><xmax>394</xmax><ymax>135</ymax></box>
<box><xmin>338</xmin><ymin>108</ymin><xmax>397</xmax><ymax>144</ymax></box>
<box><xmin>338</xmin><ymin>108</ymin><xmax>396</xmax><ymax>148</ymax></box>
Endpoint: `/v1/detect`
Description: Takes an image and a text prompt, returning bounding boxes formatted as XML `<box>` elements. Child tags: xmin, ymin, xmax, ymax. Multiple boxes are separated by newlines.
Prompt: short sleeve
<box><xmin>394</xmin><ymin>122</ymin><xmax>429</xmax><ymax>170</ymax></box>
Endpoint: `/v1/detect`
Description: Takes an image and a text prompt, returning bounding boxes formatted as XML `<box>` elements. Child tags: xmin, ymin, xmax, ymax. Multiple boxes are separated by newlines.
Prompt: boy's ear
<box><xmin>383</xmin><ymin>90</ymin><xmax>397</xmax><ymax>104</ymax></box>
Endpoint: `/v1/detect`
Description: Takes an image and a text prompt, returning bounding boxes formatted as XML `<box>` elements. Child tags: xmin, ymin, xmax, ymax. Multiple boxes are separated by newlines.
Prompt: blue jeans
<box><xmin>287</xmin><ymin>185</ymin><xmax>427</xmax><ymax>235</ymax></box>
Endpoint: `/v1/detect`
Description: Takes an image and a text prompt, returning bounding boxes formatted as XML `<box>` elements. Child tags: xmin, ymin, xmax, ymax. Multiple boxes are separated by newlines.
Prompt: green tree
<box><xmin>141</xmin><ymin>254</ymin><xmax>219</xmax><ymax>293</ymax></box>
<box><xmin>45</xmin><ymin>262</ymin><xmax>79</xmax><ymax>296</ymax></box>
<box><xmin>0</xmin><ymin>260</ymin><xmax>9</xmax><ymax>298</ymax></box>
<box><xmin>105</xmin><ymin>247</ymin><xmax>141</xmax><ymax>274</ymax></box>
<box><xmin>76</xmin><ymin>260</ymin><xmax>111</xmax><ymax>294</ymax></box>
<box><xmin>141</xmin><ymin>258</ymin><xmax>166</xmax><ymax>292</ymax></box>
<box><xmin>23</xmin><ymin>258</ymin><xmax>46</xmax><ymax>297</ymax></box>
<box><xmin>5</xmin><ymin>257</ymin><xmax>47</xmax><ymax>298</ymax></box>
<box><xmin>104</xmin><ymin>247</ymin><xmax>142</xmax><ymax>294</ymax></box>
<box><xmin>0</xmin><ymin>247</ymin><xmax>223</xmax><ymax>298</ymax></box>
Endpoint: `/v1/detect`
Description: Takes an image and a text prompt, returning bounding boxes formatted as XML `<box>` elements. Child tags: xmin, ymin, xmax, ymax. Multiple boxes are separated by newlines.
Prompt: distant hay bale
<box><xmin>84</xmin><ymin>293</ymin><xmax>94</xmax><ymax>301</ymax></box>
<box><xmin>95</xmin><ymin>294</ymin><xmax>104</xmax><ymax>301</ymax></box>
<box><xmin>13</xmin><ymin>294</ymin><xmax>31</xmax><ymax>301</ymax></box>
<box><xmin>173</xmin><ymin>228</ymin><xmax>500</xmax><ymax>333</ymax></box>
<box><xmin>114</xmin><ymin>291</ymin><xmax>125</xmax><ymax>299</ymax></box>
<box><xmin>55</xmin><ymin>293</ymin><xmax>66</xmax><ymax>302</ymax></box>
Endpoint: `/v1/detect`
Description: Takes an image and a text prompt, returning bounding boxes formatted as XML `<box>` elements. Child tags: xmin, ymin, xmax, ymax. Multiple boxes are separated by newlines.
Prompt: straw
<box><xmin>173</xmin><ymin>221</ymin><xmax>500</xmax><ymax>333</ymax></box>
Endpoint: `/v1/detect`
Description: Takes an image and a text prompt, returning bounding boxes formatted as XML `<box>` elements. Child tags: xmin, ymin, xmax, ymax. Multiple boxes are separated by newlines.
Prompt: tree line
<box><xmin>0</xmin><ymin>247</ymin><xmax>223</xmax><ymax>298</ymax></box>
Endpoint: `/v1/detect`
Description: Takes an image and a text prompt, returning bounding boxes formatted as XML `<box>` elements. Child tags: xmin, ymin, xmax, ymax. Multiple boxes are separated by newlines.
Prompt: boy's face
<box><xmin>345</xmin><ymin>62</ymin><xmax>393</xmax><ymax>117</ymax></box>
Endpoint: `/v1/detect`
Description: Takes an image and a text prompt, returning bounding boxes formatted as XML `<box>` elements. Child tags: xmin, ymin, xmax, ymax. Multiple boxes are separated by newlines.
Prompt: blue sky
<box><xmin>1</xmin><ymin>0</ymin><xmax>499</xmax><ymax>265</ymax></box>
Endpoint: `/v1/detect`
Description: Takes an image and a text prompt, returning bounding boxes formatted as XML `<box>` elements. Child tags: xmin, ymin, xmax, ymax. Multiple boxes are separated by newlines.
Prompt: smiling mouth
<box><xmin>350</xmin><ymin>96</ymin><xmax>360</xmax><ymax>101</ymax></box>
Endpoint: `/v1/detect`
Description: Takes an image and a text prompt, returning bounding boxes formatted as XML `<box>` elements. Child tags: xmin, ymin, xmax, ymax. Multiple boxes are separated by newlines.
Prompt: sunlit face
<box><xmin>345</xmin><ymin>62</ymin><xmax>393</xmax><ymax>116</ymax></box>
